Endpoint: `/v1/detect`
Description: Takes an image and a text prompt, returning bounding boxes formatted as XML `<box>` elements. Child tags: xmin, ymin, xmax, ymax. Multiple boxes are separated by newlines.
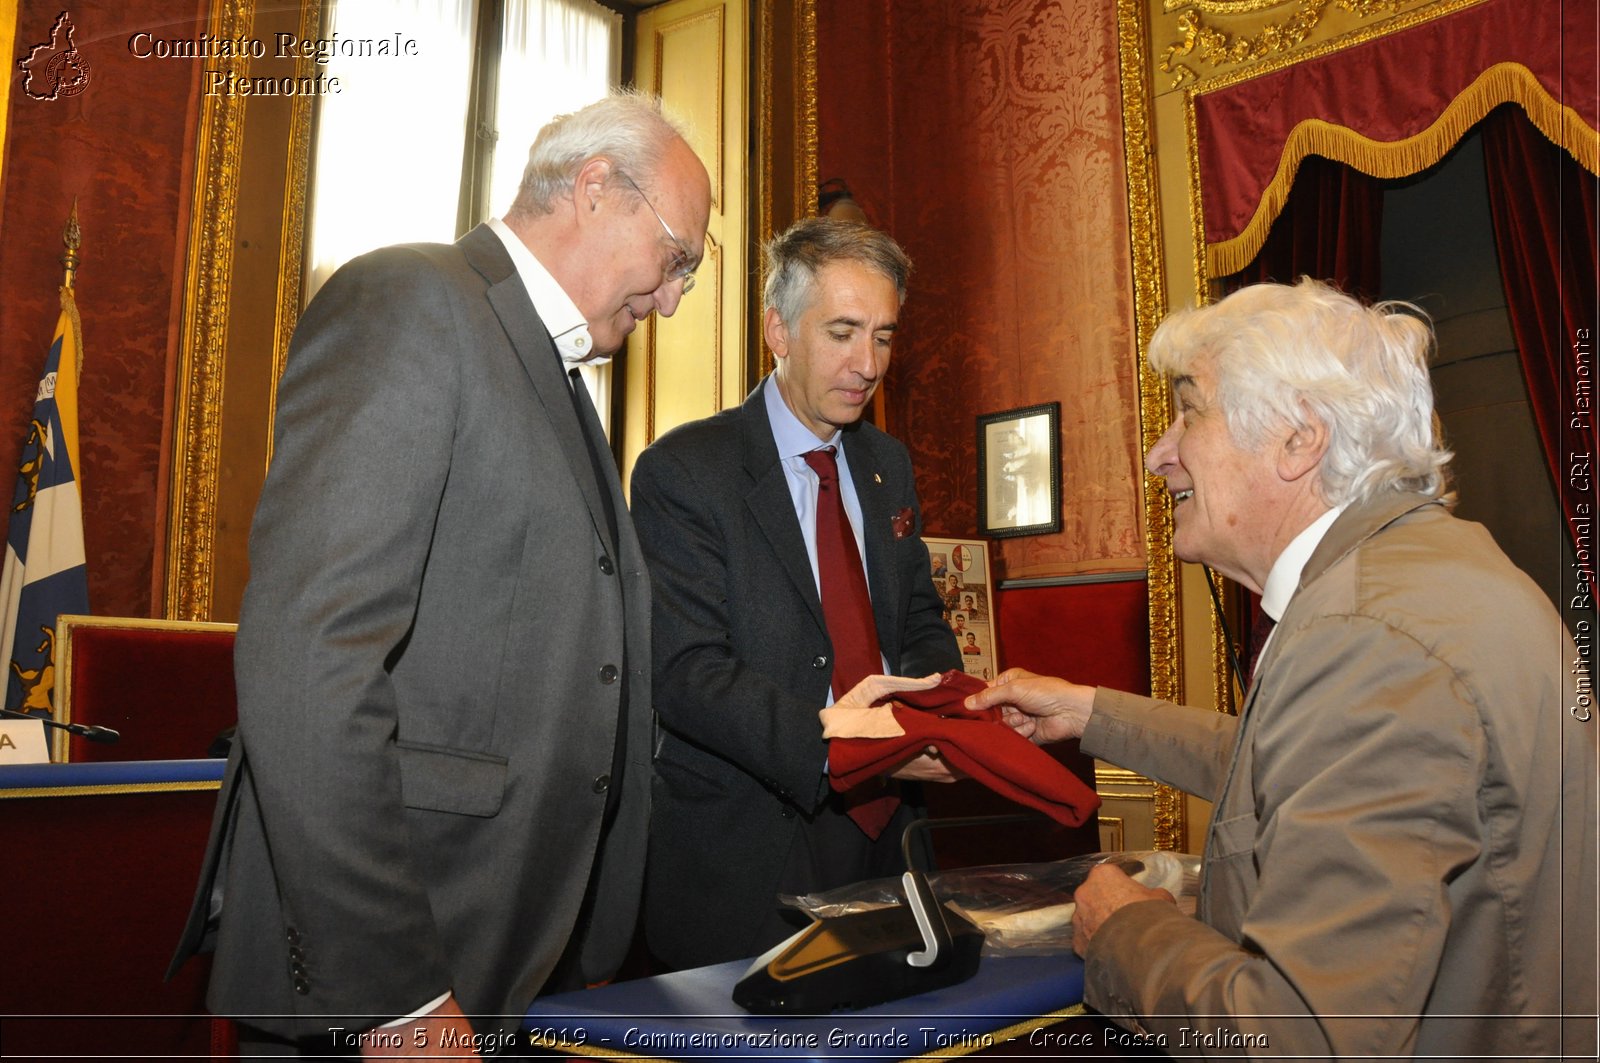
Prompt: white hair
<box><xmin>1149</xmin><ymin>277</ymin><xmax>1452</xmax><ymax>505</ymax></box>
<box><xmin>508</xmin><ymin>89</ymin><xmax>691</xmax><ymax>216</ymax></box>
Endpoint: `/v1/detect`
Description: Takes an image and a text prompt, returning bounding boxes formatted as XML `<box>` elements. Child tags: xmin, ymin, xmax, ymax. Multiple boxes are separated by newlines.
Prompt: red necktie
<box><xmin>803</xmin><ymin>446</ymin><xmax>897</xmax><ymax>839</ymax></box>
<box><xmin>1243</xmin><ymin>596</ymin><xmax>1277</xmax><ymax>688</ymax></box>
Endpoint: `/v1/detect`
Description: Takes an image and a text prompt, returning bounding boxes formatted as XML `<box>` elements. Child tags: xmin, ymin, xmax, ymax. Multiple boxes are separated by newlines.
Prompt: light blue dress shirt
<box><xmin>762</xmin><ymin>375</ymin><xmax>888</xmax><ymax>693</ymax></box>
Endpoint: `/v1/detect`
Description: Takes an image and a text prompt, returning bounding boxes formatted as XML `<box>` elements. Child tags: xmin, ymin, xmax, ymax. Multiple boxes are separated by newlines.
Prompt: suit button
<box><xmin>285</xmin><ymin>928</ymin><xmax>301</xmax><ymax>946</ymax></box>
<box><xmin>598</xmin><ymin>556</ymin><xmax>615</xmax><ymax>575</ymax></box>
<box><xmin>599</xmin><ymin>664</ymin><xmax>619</xmax><ymax>683</ymax></box>
<box><xmin>288</xmin><ymin>947</ymin><xmax>305</xmax><ymax>963</ymax></box>
<box><xmin>812</xmin><ymin>655</ymin><xmax>828</xmax><ymax>669</ymax></box>
<box><xmin>780</xmin><ymin>805</ymin><xmax>795</xmax><ymax>819</ymax></box>
<box><xmin>293</xmin><ymin>978</ymin><xmax>311</xmax><ymax>995</ymax></box>
<box><xmin>592</xmin><ymin>774</ymin><xmax>610</xmax><ymax>794</ymax></box>
<box><xmin>290</xmin><ymin>962</ymin><xmax>307</xmax><ymax>978</ymax></box>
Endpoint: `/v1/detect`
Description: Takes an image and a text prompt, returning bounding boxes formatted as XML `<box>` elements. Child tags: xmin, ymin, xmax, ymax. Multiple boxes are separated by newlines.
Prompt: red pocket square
<box><xmin>828</xmin><ymin>670</ymin><xmax>1101</xmax><ymax>828</ymax></box>
<box><xmin>891</xmin><ymin>507</ymin><xmax>915</xmax><ymax>539</ymax></box>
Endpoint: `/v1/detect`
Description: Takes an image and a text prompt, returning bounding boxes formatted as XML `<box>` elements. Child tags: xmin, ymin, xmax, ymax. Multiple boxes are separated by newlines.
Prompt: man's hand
<box><xmin>1071</xmin><ymin>863</ymin><xmax>1176</xmax><ymax>956</ymax></box>
<box><xmin>365</xmin><ymin>995</ymin><xmax>478</xmax><ymax>1058</ymax></box>
<box><xmin>963</xmin><ymin>668</ymin><xmax>1095</xmax><ymax>745</ymax></box>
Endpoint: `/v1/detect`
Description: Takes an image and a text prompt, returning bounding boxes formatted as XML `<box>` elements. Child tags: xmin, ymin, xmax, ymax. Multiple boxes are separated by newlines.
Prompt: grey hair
<box><xmin>762</xmin><ymin>218</ymin><xmax>912</xmax><ymax>326</ymax></box>
<box><xmin>508</xmin><ymin>89</ymin><xmax>690</xmax><ymax>216</ymax></box>
<box><xmin>1148</xmin><ymin>277</ymin><xmax>1452</xmax><ymax>506</ymax></box>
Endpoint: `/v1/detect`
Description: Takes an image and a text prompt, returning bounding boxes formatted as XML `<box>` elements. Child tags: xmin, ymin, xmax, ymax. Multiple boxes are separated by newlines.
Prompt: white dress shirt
<box><xmin>487</xmin><ymin>216</ymin><xmax>606</xmax><ymax>367</ymax></box>
<box><xmin>1257</xmin><ymin>503</ymin><xmax>1348</xmax><ymax>659</ymax></box>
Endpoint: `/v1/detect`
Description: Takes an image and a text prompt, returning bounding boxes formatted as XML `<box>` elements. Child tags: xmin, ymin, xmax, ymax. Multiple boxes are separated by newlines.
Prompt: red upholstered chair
<box><xmin>53</xmin><ymin>615</ymin><xmax>238</xmax><ymax>763</ymax></box>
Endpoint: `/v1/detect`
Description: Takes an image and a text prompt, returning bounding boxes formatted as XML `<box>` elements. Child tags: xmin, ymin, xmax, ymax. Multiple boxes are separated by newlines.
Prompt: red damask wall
<box><xmin>817</xmin><ymin>2</ymin><xmax>1152</xmax><ymax>865</ymax></box>
<box><xmin>1</xmin><ymin>0</ymin><xmax>206</xmax><ymax>619</ymax></box>
<box><xmin>818</xmin><ymin>0</ymin><xmax>1145</xmax><ymax>582</ymax></box>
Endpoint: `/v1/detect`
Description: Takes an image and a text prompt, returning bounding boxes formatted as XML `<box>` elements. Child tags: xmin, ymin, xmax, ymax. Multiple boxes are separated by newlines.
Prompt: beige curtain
<box><xmin>304</xmin><ymin>0</ymin><xmax>619</xmax><ymax>301</ymax></box>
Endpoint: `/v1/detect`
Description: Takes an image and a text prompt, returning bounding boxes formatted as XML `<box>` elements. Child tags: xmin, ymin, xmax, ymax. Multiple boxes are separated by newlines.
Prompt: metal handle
<box><xmin>901</xmin><ymin>869</ymin><xmax>951</xmax><ymax>968</ymax></box>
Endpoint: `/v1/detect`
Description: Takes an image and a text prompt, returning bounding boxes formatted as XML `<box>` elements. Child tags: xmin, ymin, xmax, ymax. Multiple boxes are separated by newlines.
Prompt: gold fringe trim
<box><xmin>1208</xmin><ymin>61</ymin><xmax>1600</xmax><ymax>277</ymax></box>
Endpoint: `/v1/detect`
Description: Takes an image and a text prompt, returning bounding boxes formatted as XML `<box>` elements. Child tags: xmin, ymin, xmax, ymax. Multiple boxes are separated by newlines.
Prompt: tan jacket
<box><xmin>1083</xmin><ymin>492</ymin><xmax>1598</xmax><ymax>1060</ymax></box>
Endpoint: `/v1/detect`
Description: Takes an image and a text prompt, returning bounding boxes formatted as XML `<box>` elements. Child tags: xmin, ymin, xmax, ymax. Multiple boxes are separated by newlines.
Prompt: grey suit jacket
<box><xmin>1081</xmin><ymin>492</ymin><xmax>1598</xmax><ymax>1059</ymax></box>
<box><xmin>169</xmin><ymin>225</ymin><xmax>655</xmax><ymax>1040</ymax></box>
<box><xmin>630</xmin><ymin>381</ymin><xmax>959</xmax><ymax>967</ymax></box>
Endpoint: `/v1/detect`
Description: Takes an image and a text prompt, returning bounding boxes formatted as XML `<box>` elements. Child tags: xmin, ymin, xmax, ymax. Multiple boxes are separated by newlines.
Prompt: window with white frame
<box><xmin>303</xmin><ymin>0</ymin><xmax>621</xmax><ymax>421</ymax></box>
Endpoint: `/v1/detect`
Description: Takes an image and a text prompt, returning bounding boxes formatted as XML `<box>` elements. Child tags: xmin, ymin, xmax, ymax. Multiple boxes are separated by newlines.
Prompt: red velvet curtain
<box><xmin>1482</xmin><ymin>105</ymin><xmax>1600</xmax><ymax>560</ymax></box>
<box><xmin>1195</xmin><ymin>0</ymin><xmax>1594</xmax><ymax>269</ymax></box>
<box><xmin>1221</xmin><ymin>156</ymin><xmax>1383</xmax><ymax>698</ymax></box>
<box><xmin>1227</xmin><ymin>154</ymin><xmax>1385</xmax><ymax>302</ymax></box>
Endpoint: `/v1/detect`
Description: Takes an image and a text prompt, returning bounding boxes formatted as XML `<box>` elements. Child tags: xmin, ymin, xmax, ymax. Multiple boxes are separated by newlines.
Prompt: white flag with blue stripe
<box><xmin>1</xmin><ymin>286</ymin><xmax>89</xmax><ymax>716</ymax></box>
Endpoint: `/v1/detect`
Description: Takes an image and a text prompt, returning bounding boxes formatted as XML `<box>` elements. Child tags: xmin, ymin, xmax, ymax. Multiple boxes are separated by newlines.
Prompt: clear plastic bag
<box><xmin>779</xmin><ymin>850</ymin><xmax>1201</xmax><ymax>955</ymax></box>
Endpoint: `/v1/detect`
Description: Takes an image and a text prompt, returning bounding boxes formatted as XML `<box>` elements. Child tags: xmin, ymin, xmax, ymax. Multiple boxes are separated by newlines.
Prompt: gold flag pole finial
<box><xmin>62</xmin><ymin>200</ymin><xmax>82</xmax><ymax>291</ymax></box>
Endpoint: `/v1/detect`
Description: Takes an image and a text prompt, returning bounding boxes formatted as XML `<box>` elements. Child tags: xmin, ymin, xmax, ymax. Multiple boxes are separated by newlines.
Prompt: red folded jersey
<box><xmin>828</xmin><ymin>670</ymin><xmax>1101</xmax><ymax>827</ymax></box>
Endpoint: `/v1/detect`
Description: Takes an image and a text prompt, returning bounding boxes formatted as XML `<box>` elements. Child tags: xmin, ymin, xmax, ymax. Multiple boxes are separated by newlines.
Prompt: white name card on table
<box><xmin>0</xmin><ymin>719</ymin><xmax>51</xmax><ymax>764</ymax></box>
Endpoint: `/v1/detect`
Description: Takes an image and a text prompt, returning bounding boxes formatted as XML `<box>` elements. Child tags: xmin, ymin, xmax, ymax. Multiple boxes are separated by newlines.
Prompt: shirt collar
<box><xmin>763</xmin><ymin>374</ymin><xmax>840</xmax><ymax>458</ymax></box>
<box><xmin>1260</xmin><ymin>503</ymin><xmax>1347</xmax><ymax>621</ymax></box>
<box><xmin>487</xmin><ymin>217</ymin><xmax>606</xmax><ymax>367</ymax></box>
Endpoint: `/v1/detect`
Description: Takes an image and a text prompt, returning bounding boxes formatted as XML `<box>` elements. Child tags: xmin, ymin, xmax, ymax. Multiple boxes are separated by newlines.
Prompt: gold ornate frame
<box><xmin>165</xmin><ymin>0</ymin><xmax>326</xmax><ymax>622</ymax></box>
<box><xmin>166</xmin><ymin>0</ymin><xmax>253</xmax><ymax>622</ymax></box>
<box><xmin>1114</xmin><ymin>0</ymin><xmax>1188</xmax><ymax>850</ymax></box>
<box><xmin>754</xmin><ymin>0</ymin><xmax>817</xmax><ymax>379</ymax></box>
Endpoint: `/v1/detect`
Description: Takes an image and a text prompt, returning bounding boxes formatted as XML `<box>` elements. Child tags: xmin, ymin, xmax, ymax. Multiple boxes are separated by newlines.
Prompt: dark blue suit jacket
<box><xmin>630</xmin><ymin>380</ymin><xmax>958</xmax><ymax>967</ymax></box>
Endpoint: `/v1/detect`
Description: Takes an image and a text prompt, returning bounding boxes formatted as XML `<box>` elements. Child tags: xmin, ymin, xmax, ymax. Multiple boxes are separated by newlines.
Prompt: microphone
<box><xmin>0</xmin><ymin>706</ymin><xmax>120</xmax><ymax>744</ymax></box>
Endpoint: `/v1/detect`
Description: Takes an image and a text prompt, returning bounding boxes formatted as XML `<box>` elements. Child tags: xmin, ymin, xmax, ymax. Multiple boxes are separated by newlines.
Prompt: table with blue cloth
<box><xmin>523</xmin><ymin>952</ymin><xmax>1098</xmax><ymax>1060</ymax></box>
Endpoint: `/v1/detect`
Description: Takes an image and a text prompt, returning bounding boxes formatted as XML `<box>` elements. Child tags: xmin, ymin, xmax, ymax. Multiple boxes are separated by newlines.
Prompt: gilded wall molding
<box><xmin>266</xmin><ymin>0</ymin><xmax>322</xmax><ymax>469</ymax></box>
<box><xmin>1209</xmin><ymin>566</ymin><xmax>1235</xmax><ymax>713</ymax></box>
<box><xmin>1152</xmin><ymin>0</ymin><xmax>1427</xmax><ymax>88</ymax></box>
<box><xmin>643</xmin><ymin>317</ymin><xmax>658</xmax><ymax>446</ymax></box>
<box><xmin>796</xmin><ymin>0</ymin><xmax>818</xmax><ymax>223</ymax></box>
<box><xmin>757</xmin><ymin>0</ymin><xmax>775</xmax><ymax>328</ymax></box>
<box><xmin>1171</xmin><ymin>0</ymin><xmax>1488</xmax><ymax>93</ymax></box>
<box><xmin>1152</xmin><ymin>780</ymin><xmax>1186</xmax><ymax>850</ymax></box>
<box><xmin>1184</xmin><ymin>90</ymin><xmax>1208</xmax><ymax>307</ymax></box>
<box><xmin>752</xmin><ymin>0</ymin><xmax>814</xmax><ymax>380</ymax></box>
<box><xmin>649</xmin><ymin>7</ymin><xmax>729</xmax><ymax>210</ymax></box>
<box><xmin>1116</xmin><ymin>0</ymin><xmax>1186</xmax><ymax>853</ymax></box>
<box><xmin>635</xmin><ymin>2</ymin><xmax>731</xmax><ymax>440</ymax></box>
<box><xmin>166</xmin><ymin>0</ymin><xmax>254</xmax><ymax>622</ymax></box>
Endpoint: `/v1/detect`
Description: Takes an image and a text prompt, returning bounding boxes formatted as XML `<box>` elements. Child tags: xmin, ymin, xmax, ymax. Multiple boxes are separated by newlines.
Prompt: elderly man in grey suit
<box><xmin>169</xmin><ymin>92</ymin><xmax>710</xmax><ymax>1057</ymax></box>
<box><xmin>630</xmin><ymin>219</ymin><xmax>961</xmax><ymax>970</ymax></box>
<box><xmin>970</xmin><ymin>278</ymin><xmax>1598</xmax><ymax>1059</ymax></box>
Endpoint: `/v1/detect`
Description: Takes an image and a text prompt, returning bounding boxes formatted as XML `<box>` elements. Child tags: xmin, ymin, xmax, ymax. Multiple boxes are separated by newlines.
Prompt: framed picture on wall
<box><xmin>923</xmin><ymin>537</ymin><xmax>997</xmax><ymax>680</ymax></box>
<box><xmin>977</xmin><ymin>402</ymin><xmax>1061</xmax><ymax>538</ymax></box>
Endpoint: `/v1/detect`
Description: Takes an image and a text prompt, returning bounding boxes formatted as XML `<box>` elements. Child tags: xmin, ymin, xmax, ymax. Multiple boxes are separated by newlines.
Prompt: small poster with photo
<box><xmin>923</xmin><ymin>537</ymin><xmax>997</xmax><ymax>681</ymax></box>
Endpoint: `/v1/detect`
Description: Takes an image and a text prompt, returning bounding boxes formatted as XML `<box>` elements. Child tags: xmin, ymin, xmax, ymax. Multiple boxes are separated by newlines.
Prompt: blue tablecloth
<box><xmin>0</xmin><ymin>757</ymin><xmax>224</xmax><ymax>792</ymax></box>
<box><xmin>525</xmin><ymin>952</ymin><xmax>1084</xmax><ymax>1060</ymax></box>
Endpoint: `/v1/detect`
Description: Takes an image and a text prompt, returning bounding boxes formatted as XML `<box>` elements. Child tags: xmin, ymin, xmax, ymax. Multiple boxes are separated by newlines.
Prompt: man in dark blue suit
<box><xmin>631</xmin><ymin>219</ymin><xmax>960</xmax><ymax>969</ymax></box>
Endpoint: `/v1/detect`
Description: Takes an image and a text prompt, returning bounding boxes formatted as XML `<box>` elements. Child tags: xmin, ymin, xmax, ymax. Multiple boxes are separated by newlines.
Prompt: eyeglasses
<box><xmin>616</xmin><ymin>170</ymin><xmax>698</xmax><ymax>294</ymax></box>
